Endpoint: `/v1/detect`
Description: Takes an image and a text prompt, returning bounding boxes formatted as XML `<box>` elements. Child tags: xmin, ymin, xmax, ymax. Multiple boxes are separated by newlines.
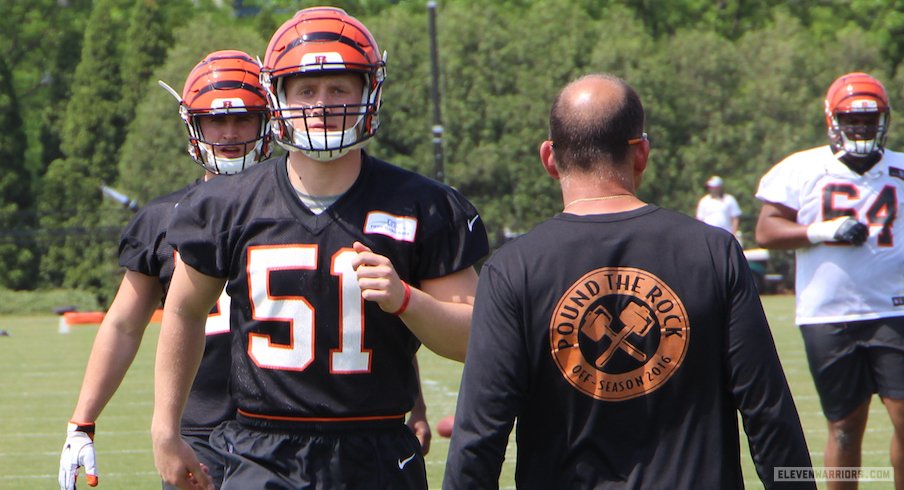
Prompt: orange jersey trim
<box><xmin>237</xmin><ymin>408</ymin><xmax>405</xmax><ymax>423</ymax></box>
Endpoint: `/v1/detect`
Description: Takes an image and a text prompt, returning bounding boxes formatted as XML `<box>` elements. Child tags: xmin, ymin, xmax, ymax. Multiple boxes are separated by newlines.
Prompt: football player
<box><xmin>151</xmin><ymin>7</ymin><xmax>488</xmax><ymax>490</ymax></box>
<box><xmin>59</xmin><ymin>50</ymin><xmax>271</xmax><ymax>490</ymax></box>
<box><xmin>756</xmin><ymin>72</ymin><xmax>904</xmax><ymax>489</ymax></box>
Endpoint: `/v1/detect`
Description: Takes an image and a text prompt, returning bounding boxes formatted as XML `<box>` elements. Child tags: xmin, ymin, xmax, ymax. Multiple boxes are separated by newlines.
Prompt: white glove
<box><xmin>59</xmin><ymin>421</ymin><xmax>98</xmax><ymax>489</ymax></box>
<box><xmin>806</xmin><ymin>216</ymin><xmax>868</xmax><ymax>245</ymax></box>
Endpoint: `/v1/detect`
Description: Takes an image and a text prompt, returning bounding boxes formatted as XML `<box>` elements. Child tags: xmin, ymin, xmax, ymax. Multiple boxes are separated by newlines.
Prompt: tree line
<box><xmin>3</xmin><ymin>0</ymin><xmax>904</xmax><ymax>302</ymax></box>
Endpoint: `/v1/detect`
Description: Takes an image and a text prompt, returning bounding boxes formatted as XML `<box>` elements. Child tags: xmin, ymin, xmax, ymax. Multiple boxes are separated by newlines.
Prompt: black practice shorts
<box><xmin>210</xmin><ymin>419</ymin><xmax>427</xmax><ymax>490</ymax></box>
<box><xmin>800</xmin><ymin>316</ymin><xmax>904</xmax><ymax>421</ymax></box>
<box><xmin>162</xmin><ymin>431</ymin><xmax>224</xmax><ymax>490</ymax></box>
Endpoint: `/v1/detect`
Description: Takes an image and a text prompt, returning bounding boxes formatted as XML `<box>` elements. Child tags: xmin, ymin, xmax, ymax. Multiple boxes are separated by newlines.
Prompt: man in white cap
<box><xmin>696</xmin><ymin>175</ymin><xmax>742</xmax><ymax>242</ymax></box>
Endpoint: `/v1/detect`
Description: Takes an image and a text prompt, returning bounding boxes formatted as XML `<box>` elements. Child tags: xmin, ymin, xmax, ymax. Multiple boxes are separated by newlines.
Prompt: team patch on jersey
<box><xmin>893</xmin><ymin>296</ymin><xmax>904</xmax><ymax>306</ymax></box>
<box><xmin>549</xmin><ymin>267</ymin><xmax>690</xmax><ymax>401</ymax></box>
<box><xmin>890</xmin><ymin>167</ymin><xmax>904</xmax><ymax>181</ymax></box>
<box><xmin>363</xmin><ymin>211</ymin><xmax>417</xmax><ymax>242</ymax></box>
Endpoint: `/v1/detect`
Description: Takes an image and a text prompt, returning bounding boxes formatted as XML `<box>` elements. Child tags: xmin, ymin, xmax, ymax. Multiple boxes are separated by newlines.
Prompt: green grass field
<box><xmin>0</xmin><ymin>295</ymin><xmax>895</xmax><ymax>488</ymax></box>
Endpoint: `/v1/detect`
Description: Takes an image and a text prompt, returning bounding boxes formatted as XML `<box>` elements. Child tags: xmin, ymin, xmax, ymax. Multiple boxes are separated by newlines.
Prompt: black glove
<box><xmin>832</xmin><ymin>218</ymin><xmax>868</xmax><ymax>245</ymax></box>
<box><xmin>807</xmin><ymin>216</ymin><xmax>868</xmax><ymax>246</ymax></box>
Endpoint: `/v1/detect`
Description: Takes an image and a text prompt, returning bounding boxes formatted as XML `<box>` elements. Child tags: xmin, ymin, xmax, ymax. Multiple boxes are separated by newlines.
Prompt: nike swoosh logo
<box><xmin>398</xmin><ymin>452</ymin><xmax>417</xmax><ymax>470</ymax></box>
<box><xmin>467</xmin><ymin>214</ymin><xmax>480</xmax><ymax>231</ymax></box>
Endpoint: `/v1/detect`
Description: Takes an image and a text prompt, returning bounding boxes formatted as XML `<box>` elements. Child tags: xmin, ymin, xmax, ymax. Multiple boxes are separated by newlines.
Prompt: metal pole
<box><xmin>427</xmin><ymin>1</ymin><xmax>444</xmax><ymax>183</ymax></box>
<box><xmin>100</xmin><ymin>185</ymin><xmax>139</xmax><ymax>212</ymax></box>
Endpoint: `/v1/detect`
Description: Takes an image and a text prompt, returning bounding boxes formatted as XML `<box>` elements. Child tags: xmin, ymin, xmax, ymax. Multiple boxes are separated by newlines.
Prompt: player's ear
<box><xmin>540</xmin><ymin>140</ymin><xmax>560</xmax><ymax>180</ymax></box>
<box><xmin>631</xmin><ymin>138</ymin><xmax>649</xmax><ymax>190</ymax></box>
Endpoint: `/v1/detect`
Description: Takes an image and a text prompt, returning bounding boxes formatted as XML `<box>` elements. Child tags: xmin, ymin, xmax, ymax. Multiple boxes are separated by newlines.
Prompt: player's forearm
<box><xmin>410</xmin><ymin>356</ymin><xmax>428</xmax><ymax>417</ymax></box>
<box><xmin>755</xmin><ymin>202</ymin><xmax>813</xmax><ymax>249</ymax></box>
<box><xmin>401</xmin><ymin>289</ymin><xmax>471</xmax><ymax>361</ymax></box>
<box><xmin>755</xmin><ymin>216</ymin><xmax>811</xmax><ymax>249</ymax></box>
<box><xmin>153</xmin><ymin>261</ymin><xmax>223</xmax><ymax>432</ymax></box>
<box><xmin>152</xmin><ymin>313</ymin><xmax>206</xmax><ymax>437</ymax></box>
<box><xmin>72</xmin><ymin>272</ymin><xmax>161</xmax><ymax>422</ymax></box>
<box><xmin>71</xmin><ymin>322</ymin><xmax>145</xmax><ymax>421</ymax></box>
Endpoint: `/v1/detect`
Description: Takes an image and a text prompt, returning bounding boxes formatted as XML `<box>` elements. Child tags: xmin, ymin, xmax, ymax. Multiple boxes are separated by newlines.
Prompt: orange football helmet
<box><xmin>165</xmin><ymin>50</ymin><xmax>271</xmax><ymax>175</ymax></box>
<box><xmin>824</xmin><ymin>72</ymin><xmax>890</xmax><ymax>169</ymax></box>
<box><xmin>261</xmin><ymin>7</ymin><xmax>386</xmax><ymax>161</ymax></box>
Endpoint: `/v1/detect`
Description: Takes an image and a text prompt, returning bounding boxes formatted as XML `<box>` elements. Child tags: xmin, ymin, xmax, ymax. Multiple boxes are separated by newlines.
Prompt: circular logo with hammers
<box><xmin>549</xmin><ymin>267</ymin><xmax>689</xmax><ymax>401</ymax></box>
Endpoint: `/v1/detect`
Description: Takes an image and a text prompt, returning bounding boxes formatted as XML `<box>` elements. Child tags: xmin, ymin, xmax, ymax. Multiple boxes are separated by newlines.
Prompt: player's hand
<box><xmin>406</xmin><ymin>411</ymin><xmax>432</xmax><ymax>456</ymax></box>
<box><xmin>806</xmin><ymin>216</ymin><xmax>868</xmax><ymax>245</ymax></box>
<box><xmin>351</xmin><ymin>241</ymin><xmax>408</xmax><ymax>314</ymax></box>
<box><xmin>153</xmin><ymin>432</ymin><xmax>213</xmax><ymax>490</ymax></box>
<box><xmin>59</xmin><ymin>422</ymin><xmax>98</xmax><ymax>489</ymax></box>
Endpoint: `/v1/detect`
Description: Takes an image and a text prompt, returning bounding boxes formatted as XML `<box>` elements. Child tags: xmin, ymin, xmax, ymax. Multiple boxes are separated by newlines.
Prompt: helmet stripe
<box><xmin>189</xmin><ymin>79</ymin><xmax>267</xmax><ymax>103</ymax></box>
<box><xmin>204</xmin><ymin>52</ymin><xmax>255</xmax><ymax>64</ymax></box>
<box><xmin>273</xmin><ymin>31</ymin><xmax>371</xmax><ymax>68</ymax></box>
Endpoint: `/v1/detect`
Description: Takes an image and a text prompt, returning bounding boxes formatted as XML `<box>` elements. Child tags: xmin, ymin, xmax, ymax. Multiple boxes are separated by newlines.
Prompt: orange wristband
<box><xmin>392</xmin><ymin>281</ymin><xmax>412</xmax><ymax>316</ymax></box>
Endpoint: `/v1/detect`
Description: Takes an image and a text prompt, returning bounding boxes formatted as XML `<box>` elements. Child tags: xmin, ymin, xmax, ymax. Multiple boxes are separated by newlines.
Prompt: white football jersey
<box><xmin>756</xmin><ymin>145</ymin><xmax>904</xmax><ymax>325</ymax></box>
<box><xmin>696</xmin><ymin>193</ymin><xmax>742</xmax><ymax>232</ymax></box>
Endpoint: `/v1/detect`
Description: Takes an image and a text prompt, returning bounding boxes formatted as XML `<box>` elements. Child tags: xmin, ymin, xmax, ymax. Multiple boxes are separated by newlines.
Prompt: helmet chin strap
<box><xmin>300</xmin><ymin>146</ymin><xmax>353</xmax><ymax>162</ymax></box>
<box><xmin>293</xmin><ymin>121</ymin><xmax>367</xmax><ymax>161</ymax></box>
<box><xmin>833</xmin><ymin>145</ymin><xmax>883</xmax><ymax>175</ymax></box>
<box><xmin>199</xmin><ymin>139</ymin><xmax>265</xmax><ymax>174</ymax></box>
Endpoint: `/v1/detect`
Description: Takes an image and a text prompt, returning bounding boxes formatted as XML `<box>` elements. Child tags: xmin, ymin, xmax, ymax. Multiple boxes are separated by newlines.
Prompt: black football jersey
<box><xmin>119</xmin><ymin>181</ymin><xmax>235</xmax><ymax>433</ymax></box>
<box><xmin>167</xmin><ymin>153</ymin><xmax>489</xmax><ymax>422</ymax></box>
<box><xmin>118</xmin><ymin>184</ymin><xmax>195</xmax><ymax>297</ymax></box>
<box><xmin>444</xmin><ymin>206</ymin><xmax>813</xmax><ymax>489</ymax></box>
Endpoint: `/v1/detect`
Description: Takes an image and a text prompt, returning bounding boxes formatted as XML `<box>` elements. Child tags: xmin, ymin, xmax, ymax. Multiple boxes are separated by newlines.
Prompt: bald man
<box><xmin>443</xmin><ymin>74</ymin><xmax>814</xmax><ymax>489</ymax></box>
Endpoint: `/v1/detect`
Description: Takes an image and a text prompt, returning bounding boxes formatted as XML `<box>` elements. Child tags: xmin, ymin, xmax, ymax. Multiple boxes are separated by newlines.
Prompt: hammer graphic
<box><xmin>581</xmin><ymin>302</ymin><xmax>654</xmax><ymax>368</ymax></box>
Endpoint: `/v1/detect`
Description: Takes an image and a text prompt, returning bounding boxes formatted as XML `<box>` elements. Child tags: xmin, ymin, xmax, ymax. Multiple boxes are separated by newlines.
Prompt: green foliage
<box><xmin>5</xmin><ymin>1</ymin><xmax>904</xmax><ymax>294</ymax></box>
<box><xmin>39</xmin><ymin>0</ymin><xmax>138</xmax><ymax>299</ymax></box>
<box><xmin>363</xmin><ymin>5</ymin><xmax>434</xmax><ymax>174</ymax></box>
<box><xmin>0</xmin><ymin>288</ymin><xmax>102</xmax><ymax>314</ymax></box>
<box><xmin>37</xmin><ymin>156</ymin><xmax>127</xmax><ymax>299</ymax></box>
<box><xmin>0</xmin><ymin>0</ymin><xmax>92</xmax><ymax>177</ymax></box>
<box><xmin>0</xmin><ymin>56</ymin><xmax>37</xmax><ymax>289</ymax></box>
<box><xmin>236</xmin><ymin>0</ymin><xmax>408</xmax><ymax>16</ymax></box>
<box><xmin>618</xmin><ymin>0</ymin><xmax>779</xmax><ymax>39</ymax></box>
<box><xmin>635</xmin><ymin>28</ymin><xmax>745</xmax><ymax>214</ymax></box>
<box><xmin>59</xmin><ymin>0</ymin><xmax>132</xmax><ymax>172</ymax></box>
<box><xmin>417</xmin><ymin>0</ymin><xmax>597</xmax><ymax>237</ymax></box>
<box><xmin>119</xmin><ymin>0</ymin><xmax>181</xmax><ymax>119</ymax></box>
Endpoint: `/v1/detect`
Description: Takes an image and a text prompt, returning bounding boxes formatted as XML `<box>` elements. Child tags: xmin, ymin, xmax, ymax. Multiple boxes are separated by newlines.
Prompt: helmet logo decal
<box><xmin>299</xmin><ymin>52</ymin><xmax>346</xmax><ymax>71</ymax></box>
<box><xmin>850</xmin><ymin>99</ymin><xmax>879</xmax><ymax>111</ymax></box>
<box><xmin>549</xmin><ymin>267</ymin><xmax>689</xmax><ymax>401</ymax></box>
<box><xmin>211</xmin><ymin>98</ymin><xmax>245</xmax><ymax>112</ymax></box>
